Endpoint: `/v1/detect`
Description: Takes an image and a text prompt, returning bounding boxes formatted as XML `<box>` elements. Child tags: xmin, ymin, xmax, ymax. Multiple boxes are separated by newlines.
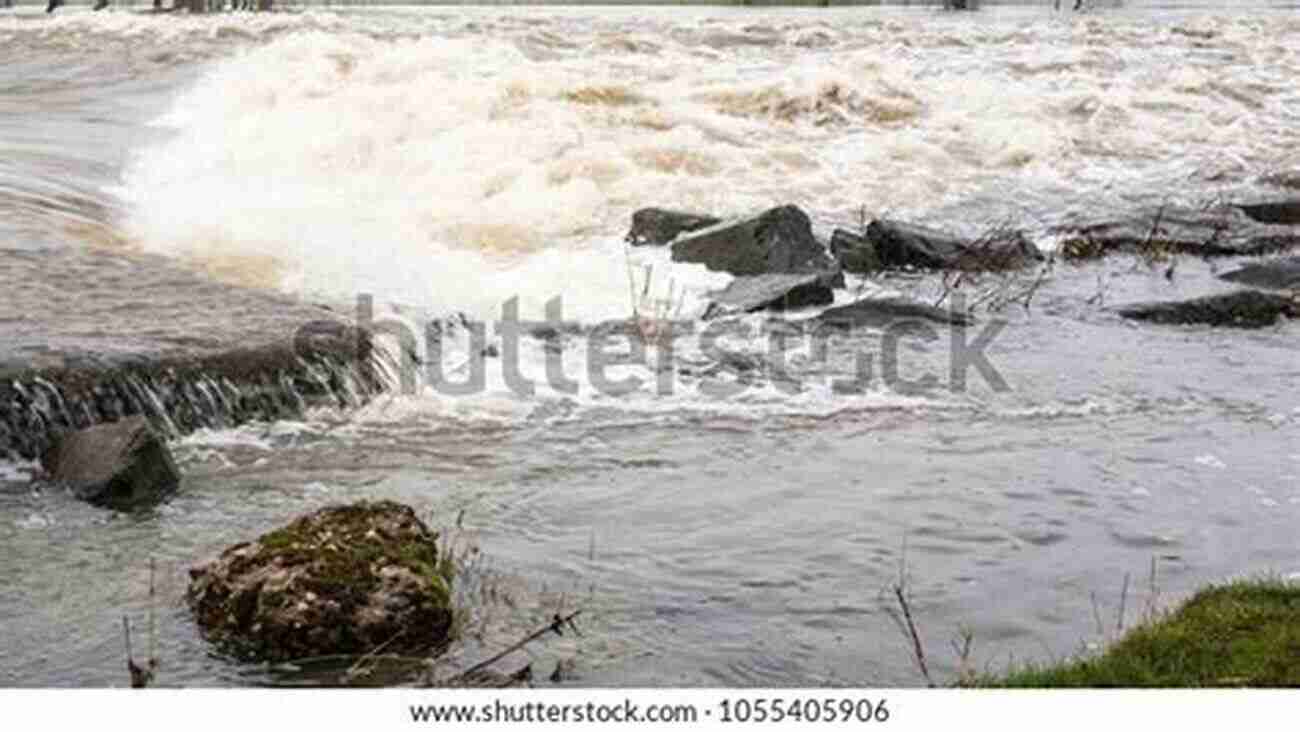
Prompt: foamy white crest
<box><xmin>121</xmin><ymin>29</ymin><xmax>749</xmax><ymax>322</ymax></box>
<box><xmin>109</xmin><ymin>7</ymin><xmax>1300</xmax><ymax>420</ymax></box>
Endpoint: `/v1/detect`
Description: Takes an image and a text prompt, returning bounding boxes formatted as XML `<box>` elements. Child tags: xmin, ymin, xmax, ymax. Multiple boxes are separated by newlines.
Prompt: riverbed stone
<box><xmin>40</xmin><ymin>415</ymin><xmax>180</xmax><ymax>510</ymax></box>
<box><xmin>815</xmin><ymin>295</ymin><xmax>972</xmax><ymax>328</ymax></box>
<box><xmin>1234</xmin><ymin>200</ymin><xmax>1300</xmax><ymax>226</ymax></box>
<box><xmin>830</xmin><ymin>228</ymin><xmax>882</xmax><ymax>274</ymax></box>
<box><xmin>625</xmin><ymin>208</ymin><xmax>722</xmax><ymax>247</ymax></box>
<box><xmin>1056</xmin><ymin>205</ymin><xmax>1300</xmax><ymax>260</ymax></box>
<box><xmin>187</xmin><ymin>500</ymin><xmax>455</xmax><ymax>663</ymax></box>
<box><xmin>867</xmin><ymin>219</ymin><xmax>1041</xmax><ymax>271</ymax></box>
<box><xmin>671</xmin><ymin>205</ymin><xmax>835</xmax><ymax>276</ymax></box>
<box><xmin>704</xmin><ymin>271</ymin><xmax>844</xmax><ymax>318</ymax></box>
<box><xmin>1219</xmin><ymin>256</ymin><xmax>1300</xmax><ymax>291</ymax></box>
<box><xmin>1116</xmin><ymin>290</ymin><xmax>1300</xmax><ymax>328</ymax></box>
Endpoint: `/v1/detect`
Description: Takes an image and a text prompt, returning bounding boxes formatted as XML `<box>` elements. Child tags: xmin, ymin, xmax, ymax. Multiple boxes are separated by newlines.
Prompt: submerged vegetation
<box><xmin>984</xmin><ymin>579</ymin><xmax>1300</xmax><ymax>687</ymax></box>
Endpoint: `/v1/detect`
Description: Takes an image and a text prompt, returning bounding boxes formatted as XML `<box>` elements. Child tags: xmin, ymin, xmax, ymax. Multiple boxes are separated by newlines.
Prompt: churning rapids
<box><xmin>2</xmin><ymin>4</ymin><xmax>1299</xmax><ymax>686</ymax></box>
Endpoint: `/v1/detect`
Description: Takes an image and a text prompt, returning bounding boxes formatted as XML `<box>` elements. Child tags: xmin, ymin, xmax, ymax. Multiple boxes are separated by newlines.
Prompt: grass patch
<box><xmin>983</xmin><ymin>578</ymin><xmax>1300</xmax><ymax>687</ymax></box>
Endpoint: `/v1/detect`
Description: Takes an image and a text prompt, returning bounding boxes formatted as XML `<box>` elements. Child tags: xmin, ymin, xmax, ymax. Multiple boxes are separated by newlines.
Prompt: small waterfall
<box><xmin>0</xmin><ymin>327</ymin><xmax>391</xmax><ymax>462</ymax></box>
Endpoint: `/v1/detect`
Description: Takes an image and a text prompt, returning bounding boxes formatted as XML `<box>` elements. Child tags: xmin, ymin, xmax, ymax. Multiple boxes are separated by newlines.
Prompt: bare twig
<box><xmin>1085</xmin><ymin>271</ymin><xmax>1107</xmax><ymax>307</ymax></box>
<box><xmin>1144</xmin><ymin>556</ymin><xmax>1161</xmax><ymax>623</ymax></box>
<box><xmin>346</xmin><ymin>630</ymin><xmax>408</xmax><ymax>679</ymax></box>
<box><xmin>1018</xmin><ymin>259</ymin><xmax>1053</xmax><ymax>312</ymax></box>
<box><xmin>623</xmin><ymin>244</ymin><xmax>640</xmax><ymax>322</ymax></box>
<box><xmin>123</xmin><ymin>616</ymin><xmax>156</xmax><ymax>689</ymax></box>
<box><xmin>1090</xmin><ymin>590</ymin><xmax>1105</xmax><ymax>637</ymax></box>
<box><xmin>1116</xmin><ymin>572</ymin><xmax>1131</xmax><ymax>634</ymax></box>
<box><xmin>123</xmin><ymin>559</ymin><xmax>160</xmax><ymax>689</ymax></box>
<box><xmin>892</xmin><ymin>584</ymin><xmax>933</xmax><ymax>687</ymax></box>
<box><xmin>950</xmin><ymin>625</ymin><xmax>976</xmax><ymax>685</ymax></box>
<box><xmin>443</xmin><ymin>610</ymin><xmax>583</xmax><ymax>687</ymax></box>
<box><xmin>148</xmin><ymin>558</ymin><xmax>156</xmax><ymax>670</ymax></box>
<box><xmin>882</xmin><ymin>536</ymin><xmax>934</xmax><ymax>687</ymax></box>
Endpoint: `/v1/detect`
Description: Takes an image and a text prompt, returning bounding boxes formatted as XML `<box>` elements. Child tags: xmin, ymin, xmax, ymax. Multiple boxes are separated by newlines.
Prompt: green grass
<box><xmin>983</xmin><ymin>579</ymin><xmax>1300</xmax><ymax>687</ymax></box>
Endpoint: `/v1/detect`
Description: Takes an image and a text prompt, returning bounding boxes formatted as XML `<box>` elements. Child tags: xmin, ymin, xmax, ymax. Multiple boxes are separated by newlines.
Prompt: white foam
<box><xmin>102</xmin><ymin>7</ymin><xmax>1300</xmax><ymax>423</ymax></box>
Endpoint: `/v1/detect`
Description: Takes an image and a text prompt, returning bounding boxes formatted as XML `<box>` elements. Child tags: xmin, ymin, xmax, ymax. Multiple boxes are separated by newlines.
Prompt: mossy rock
<box><xmin>187</xmin><ymin>500</ymin><xmax>454</xmax><ymax>663</ymax></box>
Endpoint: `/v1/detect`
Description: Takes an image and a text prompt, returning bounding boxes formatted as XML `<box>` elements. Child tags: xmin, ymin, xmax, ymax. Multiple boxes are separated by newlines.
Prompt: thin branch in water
<box><xmin>1116</xmin><ymin>571</ymin><xmax>1131</xmax><ymax>634</ymax></box>
<box><xmin>148</xmin><ymin>557</ymin><xmax>156</xmax><ymax>669</ymax></box>
<box><xmin>1090</xmin><ymin>590</ymin><xmax>1105</xmax><ymax>638</ymax></box>
<box><xmin>122</xmin><ymin>614</ymin><xmax>132</xmax><ymax>665</ymax></box>
<box><xmin>1144</xmin><ymin>556</ymin><xmax>1161</xmax><ymax>623</ymax></box>
<box><xmin>950</xmin><ymin>625</ymin><xmax>975</xmax><ymax>685</ymax></box>
<box><xmin>1085</xmin><ymin>271</ymin><xmax>1108</xmax><ymax>307</ymax></box>
<box><xmin>123</xmin><ymin>616</ymin><xmax>156</xmax><ymax>689</ymax></box>
<box><xmin>1018</xmin><ymin>259</ymin><xmax>1054</xmax><ymax>312</ymax></box>
<box><xmin>443</xmin><ymin>610</ymin><xmax>583</xmax><ymax>687</ymax></box>
<box><xmin>882</xmin><ymin>533</ymin><xmax>934</xmax><ymax>687</ymax></box>
<box><xmin>892</xmin><ymin>584</ymin><xmax>934</xmax><ymax>687</ymax></box>
<box><xmin>623</xmin><ymin>243</ymin><xmax>640</xmax><ymax>322</ymax></box>
<box><xmin>346</xmin><ymin>629</ymin><xmax>408</xmax><ymax>680</ymax></box>
<box><xmin>123</xmin><ymin>559</ymin><xmax>160</xmax><ymax>689</ymax></box>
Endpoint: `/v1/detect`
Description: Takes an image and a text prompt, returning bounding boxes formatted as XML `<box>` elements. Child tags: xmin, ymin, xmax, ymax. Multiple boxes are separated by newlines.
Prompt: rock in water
<box><xmin>1056</xmin><ymin>205</ymin><xmax>1300</xmax><ymax>260</ymax></box>
<box><xmin>1234</xmin><ymin>200</ymin><xmax>1300</xmax><ymax>226</ymax></box>
<box><xmin>1219</xmin><ymin>256</ymin><xmax>1300</xmax><ymax>292</ymax></box>
<box><xmin>815</xmin><ymin>296</ymin><xmax>972</xmax><ymax>328</ymax></box>
<box><xmin>704</xmin><ymin>271</ymin><xmax>844</xmax><ymax>318</ymax></box>
<box><xmin>40</xmin><ymin>416</ymin><xmax>179</xmax><ymax>510</ymax></box>
<box><xmin>867</xmin><ymin>219</ymin><xmax>1041</xmax><ymax>271</ymax></box>
<box><xmin>1116</xmin><ymin>290</ymin><xmax>1300</xmax><ymax>328</ymax></box>
<box><xmin>671</xmin><ymin>205</ymin><xmax>835</xmax><ymax>276</ymax></box>
<box><xmin>187</xmin><ymin>501</ymin><xmax>455</xmax><ymax>663</ymax></box>
<box><xmin>625</xmin><ymin>208</ymin><xmax>722</xmax><ymax>247</ymax></box>
<box><xmin>830</xmin><ymin>228</ymin><xmax>881</xmax><ymax>274</ymax></box>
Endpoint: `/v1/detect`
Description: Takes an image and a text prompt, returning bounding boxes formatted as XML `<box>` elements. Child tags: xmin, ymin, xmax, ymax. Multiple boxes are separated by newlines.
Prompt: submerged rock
<box><xmin>40</xmin><ymin>416</ymin><xmax>180</xmax><ymax>510</ymax></box>
<box><xmin>830</xmin><ymin>228</ymin><xmax>882</xmax><ymax>274</ymax></box>
<box><xmin>1056</xmin><ymin>205</ymin><xmax>1300</xmax><ymax>260</ymax></box>
<box><xmin>671</xmin><ymin>205</ymin><xmax>836</xmax><ymax>276</ymax></box>
<box><xmin>625</xmin><ymin>208</ymin><xmax>722</xmax><ymax>247</ymax></box>
<box><xmin>815</xmin><ymin>296</ymin><xmax>972</xmax><ymax>328</ymax></box>
<box><xmin>867</xmin><ymin>219</ymin><xmax>1041</xmax><ymax>271</ymax></box>
<box><xmin>1234</xmin><ymin>200</ymin><xmax>1300</xmax><ymax>226</ymax></box>
<box><xmin>704</xmin><ymin>271</ymin><xmax>844</xmax><ymax>318</ymax></box>
<box><xmin>1116</xmin><ymin>290</ymin><xmax>1300</xmax><ymax>328</ymax></box>
<box><xmin>187</xmin><ymin>500</ymin><xmax>454</xmax><ymax>663</ymax></box>
<box><xmin>1219</xmin><ymin>256</ymin><xmax>1300</xmax><ymax>292</ymax></box>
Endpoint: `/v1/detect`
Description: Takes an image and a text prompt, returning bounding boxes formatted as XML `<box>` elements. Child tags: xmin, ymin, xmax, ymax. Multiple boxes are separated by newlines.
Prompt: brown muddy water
<box><xmin>1</xmin><ymin>4</ymin><xmax>1298</xmax><ymax>687</ymax></box>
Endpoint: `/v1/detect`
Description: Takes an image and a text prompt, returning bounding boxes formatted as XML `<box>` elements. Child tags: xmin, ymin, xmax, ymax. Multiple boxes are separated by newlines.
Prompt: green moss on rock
<box><xmin>187</xmin><ymin>500</ymin><xmax>455</xmax><ymax>663</ymax></box>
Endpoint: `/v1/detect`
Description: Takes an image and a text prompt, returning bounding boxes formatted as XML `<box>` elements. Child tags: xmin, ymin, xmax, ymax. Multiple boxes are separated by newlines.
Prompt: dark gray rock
<box><xmin>815</xmin><ymin>296</ymin><xmax>972</xmax><ymax>328</ymax></box>
<box><xmin>626</xmin><ymin>208</ymin><xmax>722</xmax><ymax>247</ymax></box>
<box><xmin>1219</xmin><ymin>256</ymin><xmax>1300</xmax><ymax>291</ymax></box>
<box><xmin>867</xmin><ymin>219</ymin><xmax>1041</xmax><ymax>271</ymax></box>
<box><xmin>1056</xmin><ymin>205</ymin><xmax>1300</xmax><ymax>260</ymax></box>
<box><xmin>1116</xmin><ymin>290</ymin><xmax>1299</xmax><ymax>328</ymax></box>
<box><xmin>704</xmin><ymin>271</ymin><xmax>844</xmax><ymax>319</ymax></box>
<box><xmin>671</xmin><ymin>205</ymin><xmax>835</xmax><ymax>276</ymax></box>
<box><xmin>40</xmin><ymin>416</ymin><xmax>180</xmax><ymax>510</ymax></box>
<box><xmin>1234</xmin><ymin>200</ymin><xmax>1300</xmax><ymax>226</ymax></box>
<box><xmin>830</xmin><ymin>228</ymin><xmax>881</xmax><ymax>273</ymax></box>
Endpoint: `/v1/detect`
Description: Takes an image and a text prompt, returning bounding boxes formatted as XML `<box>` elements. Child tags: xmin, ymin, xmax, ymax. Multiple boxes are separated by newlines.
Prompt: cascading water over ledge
<box><xmin>0</xmin><ymin>324</ymin><xmax>390</xmax><ymax>462</ymax></box>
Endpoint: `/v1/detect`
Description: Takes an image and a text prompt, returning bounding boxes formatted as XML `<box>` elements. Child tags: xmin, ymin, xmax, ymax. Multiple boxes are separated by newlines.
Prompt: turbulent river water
<box><xmin>2</xmin><ymin>3</ymin><xmax>1299</xmax><ymax>686</ymax></box>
